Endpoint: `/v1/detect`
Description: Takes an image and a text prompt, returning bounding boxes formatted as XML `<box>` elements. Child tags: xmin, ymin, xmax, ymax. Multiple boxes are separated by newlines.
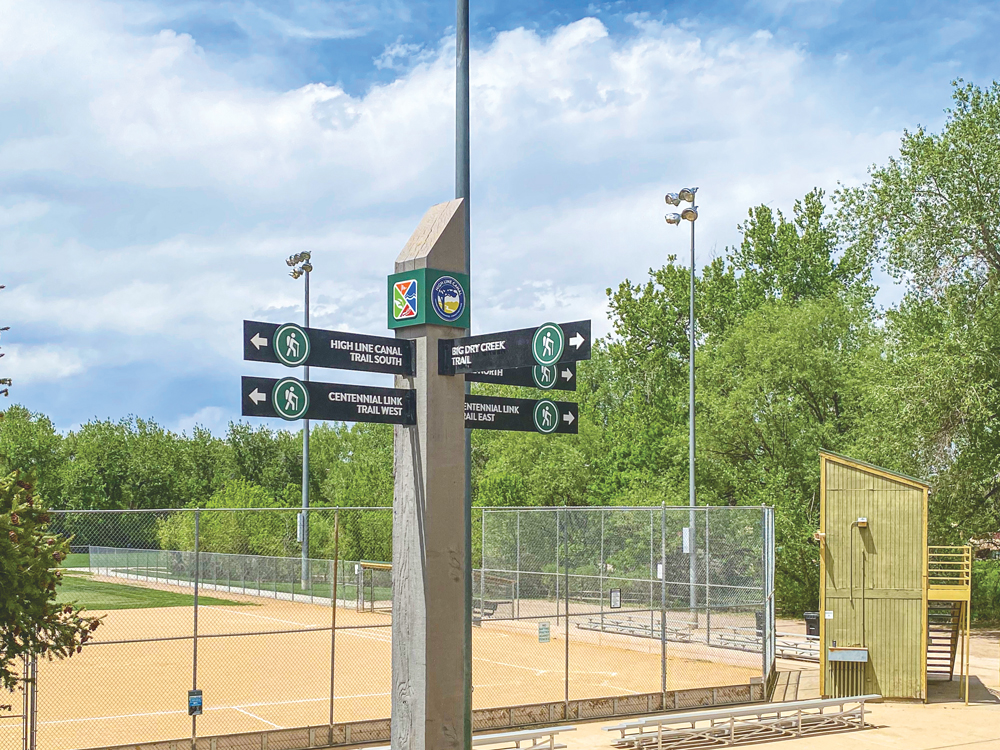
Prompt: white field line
<box><xmin>38</xmin><ymin>692</ymin><xmax>393</xmax><ymax>727</ymax></box>
<box><xmin>232</xmin><ymin>707</ymin><xmax>282</xmax><ymax>729</ymax></box>
<box><xmin>598</xmin><ymin>682</ymin><xmax>645</xmax><ymax>694</ymax></box>
<box><xmin>198</xmin><ymin>605</ymin><xmax>325</xmax><ymax>628</ymax></box>
<box><xmin>334</xmin><ymin>628</ymin><xmax>551</xmax><ymax>677</ymax></box>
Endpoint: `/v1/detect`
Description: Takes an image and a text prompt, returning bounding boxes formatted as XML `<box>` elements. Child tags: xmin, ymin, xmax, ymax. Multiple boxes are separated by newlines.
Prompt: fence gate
<box><xmin>1</xmin><ymin>656</ymin><xmax>36</xmax><ymax>750</ymax></box>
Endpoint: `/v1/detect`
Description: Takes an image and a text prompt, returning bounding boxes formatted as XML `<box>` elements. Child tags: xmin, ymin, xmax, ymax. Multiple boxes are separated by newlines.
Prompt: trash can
<box><xmin>804</xmin><ymin>611</ymin><xmax>820</xmax><ymax>637</ymax></box>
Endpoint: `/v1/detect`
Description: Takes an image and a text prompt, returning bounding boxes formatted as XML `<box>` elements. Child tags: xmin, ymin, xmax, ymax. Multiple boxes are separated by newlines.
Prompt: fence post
<box><xmin>649</xmin><ymin>510</ymin><xmax>655</xmax><ymax>639</ymax></box>
<box><xmin>705</xmin><ymin>508</ymin><xmax>711</xmax><ymax>648</ymax></box>
<box><xmin>554</xmin><ymin>509</ymin><xmax>560</xmax><ymax>619</ymax></box>
<box><xmin>661</xmin><ymin>502</ymin><xmax>667</xmax><ymax>696</ymax></box>
<box><xmin>192</xmin><ymin>509</ymin><xmax>200</xmax><ymax>750</ymax></box>
<box><xmin>563</xmin><ymin>507</ymin><xmax>569</xmax><ymax>713</ymax></box>
<box><xmin>480</xmin><ymin>508</ymin><xmax>486</xmax><ymax>619</ymax></box>
<box><xmin>761</xmin><ymin>505</ymin><xmax>767</xmax><ymax>682</ymax></box>
<box><xmin>329</xmin><ymin>510</ymin><xmax>340</xmax><ymax>729</ymax></box>
<box><xmin>516</xmin><ymin>512</ymin><xmax>521</xmax><ymax>620</ymax></box>
<box><xmin>599</xmin><ymin>509</ymin><xmax>605</xmax><ymax>634</ymax></box>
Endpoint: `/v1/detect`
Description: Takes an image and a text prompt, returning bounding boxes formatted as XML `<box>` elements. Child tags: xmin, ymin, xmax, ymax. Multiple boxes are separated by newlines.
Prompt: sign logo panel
<box><xmin>430</xmin><ymin>275</ymin><xmax>466</xmax><ymax>323</ymax></box>
<box><xmin>388</xmin><ymin>269</ymin><xmax>470</xmax><ymax>329</ymax></box>
<box><xmin>393</xmin><ymin>280</ymin><xmax>418</xmax><ymax>321</ymax></box>
<box><xmin>531</xmin><ymin>323</ymin><xmax>565</xmax><ymax>367</ymax></box>
<box><xmin>272</xmin><ymin>377</ymin><xmax>310</xmax><ymax>420</ymax></box>
<box><xmin>274</xmin><ymin>323</ymin><xmax>310</xmax><ymax>367</ymax></box>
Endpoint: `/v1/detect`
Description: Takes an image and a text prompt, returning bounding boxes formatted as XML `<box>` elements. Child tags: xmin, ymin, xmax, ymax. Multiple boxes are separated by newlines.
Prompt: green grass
<box><xmin>63</xmin><ymin>552</ymin><xmax>90</xmax><ymax>568</ymax></box>
<box><xmin>58</xmin><ymin>575</ymin><xmax>250</xmax><ymax>611</ymax></box>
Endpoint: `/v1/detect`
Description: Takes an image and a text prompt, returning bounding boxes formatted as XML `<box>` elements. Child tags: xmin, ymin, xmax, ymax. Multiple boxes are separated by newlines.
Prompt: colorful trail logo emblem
<box><xmin>393</xmin><ymin>279</ymin><xmax>418</xmax><ymax>320</ymax></box>
<box><xmin>430</xmin><ymin>275</ymin><xmax>466</xmax><ymax>323</ymax></box>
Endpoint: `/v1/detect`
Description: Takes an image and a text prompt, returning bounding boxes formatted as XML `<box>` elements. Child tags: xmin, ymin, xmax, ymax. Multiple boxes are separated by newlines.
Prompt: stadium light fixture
<box><xmin>285</xmin><ymin>251</ymin><xmax>314</xmax><ymax>590</ymax></box>
<box><xmin>662</xmin><ymin>185</ymin><xmax>700</xmax><ymax>613</ymax></box>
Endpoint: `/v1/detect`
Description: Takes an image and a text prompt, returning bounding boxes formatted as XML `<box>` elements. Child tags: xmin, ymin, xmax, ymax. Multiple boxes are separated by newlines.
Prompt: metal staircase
<box><xmin>926</xmin><ymin>546</ymin><xmax>972</xmax><ymax>701</ymax></box>
<box><xmin>926</xmin><ymin>601</ymin><xmax>963</xmax><ymax>679</ymax></box>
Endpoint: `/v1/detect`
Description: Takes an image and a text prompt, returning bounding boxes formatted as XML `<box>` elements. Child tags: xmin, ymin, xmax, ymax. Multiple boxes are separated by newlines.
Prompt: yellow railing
<box><xmin>927</xmin><ymin>546</ymin><xmax>972</xmax><ymax>590</ymax></box>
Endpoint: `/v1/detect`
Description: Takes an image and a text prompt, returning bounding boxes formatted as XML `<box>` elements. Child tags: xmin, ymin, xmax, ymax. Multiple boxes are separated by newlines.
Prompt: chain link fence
<box><xmin>0</xmin><ymin>657</ymin><xmax>35</xmax><ymax>750</ymax></box>
<box><xmin>27</xmin><ymin>505</ymin><xmax>773</xmax><ymax>750</ymax></box>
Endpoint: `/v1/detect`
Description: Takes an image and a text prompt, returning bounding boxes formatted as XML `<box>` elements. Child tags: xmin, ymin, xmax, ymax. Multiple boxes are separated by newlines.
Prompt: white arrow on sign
<box><xmin>249</xmin><ymin>388</ymin><xmax>267</xmax><ymax>405</ymax></box>
<box><xmin>563</xmin><ymin>411</ymin><xmax>575</xmax><ymax>425</ymax></box>
<box><xmin>250</xmin><ymin>333</ymin><xmax>268</xmax><ymax>350</ymax></box>
<box><xmin>569</xmin><ymin>332</ymin><xmax>586</xmax><ymax>349</ymax></box>
<box><xmin>561</xmin><ymin>368</ymin><xmax>573</xmax><ymax>381</ymax></box>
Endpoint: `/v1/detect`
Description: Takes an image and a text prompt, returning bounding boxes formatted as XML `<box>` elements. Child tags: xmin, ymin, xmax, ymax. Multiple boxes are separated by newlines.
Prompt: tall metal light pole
<box><xmin>288</xmin><ymin>251</ymin><xmax>313</xmax><ymax>589</ymax></box>
<box><xmin>456</xmin><ymin>1</ymin><xmax>473</xmax><ymax>747</ymax></box>
<box><xmin>665</xmin><ymin>188</ymin><xmax>699</xmax><ymax>610</ymax></box>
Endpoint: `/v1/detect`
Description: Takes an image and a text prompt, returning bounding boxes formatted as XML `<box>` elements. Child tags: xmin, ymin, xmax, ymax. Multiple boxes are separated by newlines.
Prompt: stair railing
<box><xmin>927</xmin><ymin>546</ymin><xmax>971</xmax><ymax>590</ymax></box>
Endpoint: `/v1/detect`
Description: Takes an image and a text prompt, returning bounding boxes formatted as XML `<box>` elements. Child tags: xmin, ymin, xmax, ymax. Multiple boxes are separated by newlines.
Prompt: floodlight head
<box><xmin>681</xmin><ymin>206</ymin><xmax>698</xmax><ymax>222</ymax></box>
<box><xmin>301</xmin><ymin>262</ymin><xmax>313</xmax><ymax>273</ymax></box>
<box><xmin>678</xmin><ymin>187</ymin><xmax>699</xmax><ymax>202</ymax></box>
<box><xmin>665</xmin><ymin>193</ymin><xmax>681</xmax><ymax>206</ymax></box>
<box><xmin>665</xmin><ymin>213</ymin><xmax>682</xmax><ymax>225</ymax></box>
<box><xmin>301</xmin><ymin>252</ymin><xmax>311</xmax><ymax>261</ymax></box>
<box><xmin>290</xmin><ymin>269</ymin><xmax>303</xmax><ymax>279</ymax></box>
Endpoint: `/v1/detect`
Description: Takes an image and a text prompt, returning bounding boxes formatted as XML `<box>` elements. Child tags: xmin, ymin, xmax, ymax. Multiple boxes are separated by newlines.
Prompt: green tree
<box><xmin>840</xmin><ymin>79</ymin><xmax>1000</xmax><ymax>544</ymax></box>
<box><xmin>0</xmin><ymin>471</ymin><xmax>100</xmax><ymax>691</ymax></box>
<box><xmin>841</xmin><ymin>80</ymin><xmax>1000</xmax><ymax>299</ymax></box>
<box><xmin>156</xmin><ymin>478</ymin><xmax>298</xmax><ymax>556</ymax></box>
<box><xmin>600</xmin><ymin>189</ymin><xmax>878</xmax><ymax>610</ymax></box>
<box><xmin>0</xmin><ymin>406</ymin><xmax>62</xmax><ymax>500</ymax></box>
<box><xmin>60</xmin><ymin>417</ymin><xmax>188</xmax><ymax>511</ymax></box>
<box><xmin>698</xmin><ymin>298</ymin><xmax>875</xmax><ymax>609</ymax></box>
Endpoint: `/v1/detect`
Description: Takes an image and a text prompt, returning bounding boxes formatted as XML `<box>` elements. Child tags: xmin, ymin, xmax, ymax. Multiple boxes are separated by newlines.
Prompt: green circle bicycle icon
<box><xmin>532</xmin><ymin>364</ymin><xmax>557</xmax><ymax>390</ymax></box>
<box><xmin>532</xmin><ymin>399</ymin><xmax>559</xmax><ymax>434</ymax></box>
<box><xmin>272</xmin><ymin>378</ymin><xmax>309</xmax><ymax>420</ymax></box>
<box><xmin>531</xmin><ymin>323</ymin><xmax>565</xmax><ymax>367</ymax></box>
<box><xmin>274</xmin><ymin>323</ymin><xmax>310</xmax><ymax>367</ymax></box>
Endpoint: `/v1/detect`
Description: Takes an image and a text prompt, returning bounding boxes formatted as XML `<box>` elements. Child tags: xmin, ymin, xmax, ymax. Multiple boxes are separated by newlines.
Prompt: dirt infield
<box><xmin>13</xmin><ymin>582</ymin><xmax>759</xmax><ymax>750</ymax></box>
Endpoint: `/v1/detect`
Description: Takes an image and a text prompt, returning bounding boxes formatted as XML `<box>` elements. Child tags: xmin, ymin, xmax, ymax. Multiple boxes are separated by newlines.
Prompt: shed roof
<box><xmin>820</xmin><ymin>451</ymin><xmax>930</xmax><ymax>490</ymax></box>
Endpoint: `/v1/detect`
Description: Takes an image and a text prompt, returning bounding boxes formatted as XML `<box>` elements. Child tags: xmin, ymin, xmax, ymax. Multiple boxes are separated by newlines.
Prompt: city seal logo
<box><xmin>430</xmin><ymin>275</ymin><xmax>466</xmax><ymax>323</ymax></box>
<box><xmin>393</xmin><ymin>279</ymin><xmax>418</xmax><ymax>320</ymax></box>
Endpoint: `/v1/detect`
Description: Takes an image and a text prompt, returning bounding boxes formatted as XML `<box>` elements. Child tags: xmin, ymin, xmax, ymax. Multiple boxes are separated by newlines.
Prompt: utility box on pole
<box><xmin>390</xmin><ymin>199</ymin><xmax>470</xmax><ymax>749</ymax></box>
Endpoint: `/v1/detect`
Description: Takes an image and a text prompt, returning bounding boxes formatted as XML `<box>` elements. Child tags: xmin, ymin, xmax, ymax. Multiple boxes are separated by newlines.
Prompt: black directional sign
<box><xmin>440</xmin><ymin>320</ymin><xmax>591</xmax><ymax>375</ymax></box>
<box><xmin>464</xmin><ymin>362</ymin><xmax>577</xmax><ymax>391</ymax></box>
<box><xmin>242</xmin><ymin>376</ymin><xmax>416</xmax><ymax>425</ymax></box>
<box><xmin>465</xmin><ymin>395</ymin><xmax>578</xmax><ymax>434</ymax></box>
<box><xmin>244</xmin><ymin>320</ymin><xmax>415</xmax><ymax>376</ymax></box>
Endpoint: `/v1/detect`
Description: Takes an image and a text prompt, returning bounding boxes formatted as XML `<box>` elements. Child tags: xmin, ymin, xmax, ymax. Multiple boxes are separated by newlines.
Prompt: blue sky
<box><xmin>1</xmin><ymin>0</ymin><xmax>998</xmax><ymax>435</ymax></box>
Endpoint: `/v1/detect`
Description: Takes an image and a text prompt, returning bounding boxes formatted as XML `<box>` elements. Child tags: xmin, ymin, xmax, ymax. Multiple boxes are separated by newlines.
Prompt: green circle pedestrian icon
<box><xmin>532</xmin><ymin>364</ymin><xmax>557</xmax><ymax>390</ymax></box>
<box><xmin>274</xmin><ymin>323</ymin><xmax>310</xmax><ymax>367</ymax></box>
<box><xmin>531</xmin><ymin>323</ymin><xmax>564</xmax><ymax>367</ymax></box>
<box><xmin>532</xmin><ymin>399</ymin><xmax>559</xmax><ymax>434</ymax></box>
<box><xmin>272</xmin><ymin>377</ymin><xmax>309</xmax><ymax>420</ymax></box>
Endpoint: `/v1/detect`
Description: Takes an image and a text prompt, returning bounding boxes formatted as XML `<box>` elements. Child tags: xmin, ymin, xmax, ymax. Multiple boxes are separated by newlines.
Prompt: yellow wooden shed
<box><xmin>818</xmin><ymin>452</ymin><xmax>971</xmax><ymax>701</ymax></box>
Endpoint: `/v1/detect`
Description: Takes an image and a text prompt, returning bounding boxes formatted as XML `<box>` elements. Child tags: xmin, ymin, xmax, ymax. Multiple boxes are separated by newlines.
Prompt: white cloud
<box><xmin>0</xmin><ymin>199</ymin><xmax>50</xmax><ymax>228</ymax></box>
<box><xmin>1</xmin><ymin>345</ymin><xmax>87</xmax><ymax>383</ymax></box>
<box><xmin>0</xmin><ymin>1</ymin><xmax>914</xmax><ymax>427</ymax></box>
<box><xmin>174</xmin><ymin>405</ymin><xmax>230</xmax><ymax>436</ymax></box>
